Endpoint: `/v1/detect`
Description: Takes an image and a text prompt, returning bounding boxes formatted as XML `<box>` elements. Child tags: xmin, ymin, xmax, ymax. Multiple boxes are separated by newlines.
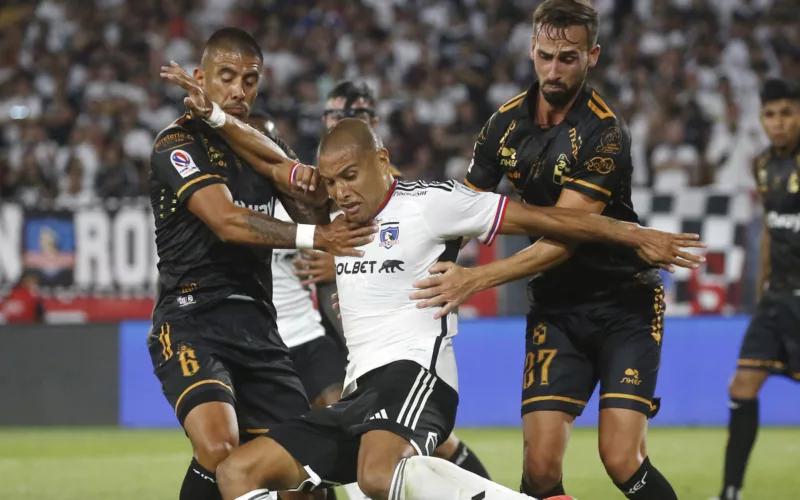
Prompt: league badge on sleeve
<box><xmin>171</xmin><ymin>150</ymin><xmax>200</xmax><ymax>178</ymax></box>
<box><xmin>379</xmin><ymin>222</ymin><xmax>400</xmax><ymax>249</ymax></box>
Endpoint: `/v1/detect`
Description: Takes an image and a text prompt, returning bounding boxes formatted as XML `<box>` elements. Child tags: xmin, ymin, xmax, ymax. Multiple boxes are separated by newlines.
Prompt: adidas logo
<box><xmin>368</xmin><ymin>409</ymin><xmax>388</xmax><ymax>421</ymax></box>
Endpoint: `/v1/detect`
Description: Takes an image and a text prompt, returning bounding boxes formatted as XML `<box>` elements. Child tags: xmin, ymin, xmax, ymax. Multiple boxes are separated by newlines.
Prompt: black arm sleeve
<box><xmin>151</xmin><ymin>126</ymin><xmax>227</xmax><ymax>203</ymax></box>
<box><xmin>562</xmin><ymin>120</ymin><xmax>631</xmax><ymax>204</ymax></box>
<box><xmin>464</xmin><ymin>112</ymin><xmax>505</xmax><ymax>192</ymax></box>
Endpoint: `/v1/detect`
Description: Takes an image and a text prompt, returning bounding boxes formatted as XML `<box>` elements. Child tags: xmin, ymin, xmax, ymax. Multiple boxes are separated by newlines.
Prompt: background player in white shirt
<box><xmin>214</xmin><ymin>119</ymin><xmax>705</xmax><ymax>500</ymax></box>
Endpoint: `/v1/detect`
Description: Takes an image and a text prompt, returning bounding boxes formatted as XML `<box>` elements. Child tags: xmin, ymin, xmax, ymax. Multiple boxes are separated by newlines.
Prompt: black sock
<box><xmin>180</xmin><ymin>457</ymin><xmax>221</xmax><ymax>500</ymax></box>
<box><xmin>520</xmin><ymin>476</ymin><xmax>565</xmax><ymax>497</ymax></box>
<box><xmin>614</xmin><ymin>457</ymin><xmax>676</xmax><ymax>499</ymax></box>
<box><xmin>326</xmin><ymin>488</ymin><xmax>337</xmax><ymax>500</ymax></box>
<box><xmin>446</xmin><ymin>441</ymin><xmax>491</xmax><ymax>479</ymax></box>
<box><xmin>720</xmin><ymin>398</ymin><xmax>759</xmax><ymax>499</ymax></box>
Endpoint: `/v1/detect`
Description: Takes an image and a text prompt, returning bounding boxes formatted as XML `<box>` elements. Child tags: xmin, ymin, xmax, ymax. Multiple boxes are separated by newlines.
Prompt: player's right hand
<box><xmin>160</xmin><ymin>61</ymin><xmax>213</xmax><ymax>121</ymax></box>
<box><xmin>633</xmin><ymin>226</ymin><xmax>707</xmax><ymax>272</ymax></box>
<box><xmin>314</xmin><ymin>215</ymin><xmax>378</xmax><ymax>257</ymax></box>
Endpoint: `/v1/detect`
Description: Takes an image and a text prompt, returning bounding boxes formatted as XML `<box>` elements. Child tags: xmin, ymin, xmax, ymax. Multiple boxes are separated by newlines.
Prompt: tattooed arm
<box><xmin>187</xmin><ymin>183</ymin><xmax>374</xmax><ymax>256</ymax></box>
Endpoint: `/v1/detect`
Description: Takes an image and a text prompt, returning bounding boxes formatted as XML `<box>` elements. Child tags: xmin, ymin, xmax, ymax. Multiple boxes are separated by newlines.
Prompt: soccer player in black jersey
<box><xmin>412</xmin><ymin>1</ymin><xmax>684</xmax><ymax>499</ymax></box>
<box><xmin>712</xmin><ymin>79</ymin><xmax>800</xmax><ymax>500</ymax></box>
<box><xmin>152</xmin><ymin>28</ymin><xmax>376</xmax><ymax>500</ymax></box>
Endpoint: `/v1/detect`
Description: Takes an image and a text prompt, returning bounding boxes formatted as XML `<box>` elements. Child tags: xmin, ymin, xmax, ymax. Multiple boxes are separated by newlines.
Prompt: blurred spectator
<box><xmin>1</xmin><ymin>0</ymin><xmax>798</xmax><ymax>203</ymax></box>
<box><xmin>0</xmin><ymin>272</ymin><xmax>44</xmax><ymax>324</ymax></box>
<box><xmin>651</xmin><ymin>119</ymin><xmax>701</xmax><ymax>190</ymax></box>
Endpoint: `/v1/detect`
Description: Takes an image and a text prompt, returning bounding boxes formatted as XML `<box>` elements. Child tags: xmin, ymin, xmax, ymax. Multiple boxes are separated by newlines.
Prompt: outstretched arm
<box><xmin>160</xmin><ymin>62</ymin><xmax>326</xmax><ymax>210</ymax></box>
<box><xmin>188</xmin><ymin>184</ymin><xmax>374</xmax><ymax>256</ymax></box>
<box><xmin>412</xmin><ymin>189</ymin><xmax>704</xmax><ymax>319</ymax></box>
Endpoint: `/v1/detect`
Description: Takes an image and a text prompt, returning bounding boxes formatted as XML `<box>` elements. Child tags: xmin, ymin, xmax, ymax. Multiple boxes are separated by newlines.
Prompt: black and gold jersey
<box><xmin>466</xmin><ymin>82</ymin><xmax>655</xmax><ymax>305</ymax></box>
<box><xmin>753</xmin><ymin>144</ymin><xmax>800</xmax><ymax>291</ymax></box>
<box><xmin>149</xmin><ymin>115</ymin><xmax>297</xmax><ymax>322</ymax></box>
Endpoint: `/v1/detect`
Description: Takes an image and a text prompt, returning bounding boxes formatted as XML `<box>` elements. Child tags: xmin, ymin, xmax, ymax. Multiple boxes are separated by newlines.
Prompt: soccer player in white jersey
<box><xmin>213</xmin><ymin>119</ymin><xmax>704</xmax><ymax>500</ymax></box>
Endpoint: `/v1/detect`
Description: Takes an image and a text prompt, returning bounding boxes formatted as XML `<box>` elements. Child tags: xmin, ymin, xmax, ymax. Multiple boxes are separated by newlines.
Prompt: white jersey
<box><xmin>337</xmin><ymin>180</ymin><xmax>507</xmax><ymax>395</ymax></box>
<box><xmin>272</xmin><ymin>202</ymin><xmax>326</xmax><ymax>349</ymax></box>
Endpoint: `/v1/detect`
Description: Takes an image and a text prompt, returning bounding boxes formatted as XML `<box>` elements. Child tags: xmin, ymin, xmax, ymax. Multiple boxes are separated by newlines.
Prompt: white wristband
<box><xmin>204</xmin><ymin>102</ymin><xmax>226</xmax><ymax>129</ymax></box>
<box><xmin>296</xmin><ymin>224</ymin><xmax>316</xmax><ymax>249</ymax></box>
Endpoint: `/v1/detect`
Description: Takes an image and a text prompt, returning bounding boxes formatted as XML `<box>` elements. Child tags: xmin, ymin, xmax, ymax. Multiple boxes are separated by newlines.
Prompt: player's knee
<box><xmin>599</xmin><ymin>445</ymin><xmax>642</xmax><ymax>483</ymax></box>
<box><xmin>216</xmin><ymin>453</ymin><xmax>251</xmax><ymax>494</ymax></box>
<box><xmin>194</xmin><ymin>434</ymin><xmax>238</xmax><ymax>471</ymax></box>
<box><xmin>523</xmin><ymin>451</ymin><xmax>562</xmax><ymax>491</ymax></box>
<box><xmin>728</xmin><ymin>370</ymin><xmax>764</xmax><ymax>400</ymax></box>
<box><xmin>357</xmin><ymin>462</ymin><xmax>394</xmax><ymax>500</ymax></box>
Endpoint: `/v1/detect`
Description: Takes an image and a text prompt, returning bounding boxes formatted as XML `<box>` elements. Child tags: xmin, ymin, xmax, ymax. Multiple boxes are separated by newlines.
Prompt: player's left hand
<box><xmin>410</xmin><ymin>261</ymin><xmax>480</xmax><ymax>319</ymax></box>
<box><xmin>634</xmin><ymin>227</ymin><xmax>707</xmax><ymax>273</ymax></box>
<box><xmin>294</xmin><ymin>250</ymin><xmax>336</xmax><ymax>285</ymax></box>
<box><xmin>160</xmin><ymin>61</ymin><xmax>213</xmax><ymax>121</ymax></box>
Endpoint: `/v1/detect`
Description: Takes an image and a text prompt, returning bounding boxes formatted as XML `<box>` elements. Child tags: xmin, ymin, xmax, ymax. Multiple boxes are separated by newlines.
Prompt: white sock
<box><xmin>343</xmin><ymin>482</ymin><xmax>370</xmax><ymax>499</ymax></box>
<box><xmin>233</xmin><ymin>489</ymin><xmax>274</xmax><ymax>500</ymax></box>
<box><xmin>389</xmin><ymin>456</ymin><xmax>536</xmax><ymax>500</ymax></box>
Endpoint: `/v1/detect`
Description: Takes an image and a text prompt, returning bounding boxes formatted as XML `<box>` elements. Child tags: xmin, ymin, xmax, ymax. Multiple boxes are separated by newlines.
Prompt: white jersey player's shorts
<box><xmin>267</xmin><ymin>360</ymin><xmax>458</xmax><ymax>490</ymax></box>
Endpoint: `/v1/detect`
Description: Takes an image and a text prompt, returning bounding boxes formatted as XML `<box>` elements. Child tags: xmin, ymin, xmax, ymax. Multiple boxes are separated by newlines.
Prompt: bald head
<box><xmin>316</xmin><ymin>119</ymin><xmax>393</xmax><ymax>224</ymax></box>
<box><xmin>318</xmin><ymin>118</ymin><xmax>381</xmax><ymax>159</ymax></box>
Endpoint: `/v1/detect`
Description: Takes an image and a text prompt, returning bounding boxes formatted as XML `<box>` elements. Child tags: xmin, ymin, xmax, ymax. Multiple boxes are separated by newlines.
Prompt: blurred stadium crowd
<box><xmin>0</xmin><ymin>0</ymin><xmax>798</xmax><ymax>206</ymax></box>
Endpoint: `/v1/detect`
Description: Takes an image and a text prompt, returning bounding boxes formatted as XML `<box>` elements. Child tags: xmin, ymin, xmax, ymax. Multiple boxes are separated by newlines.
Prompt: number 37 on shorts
<box><xmin>520</xmin><ymin>308</ymin><xmax>663</xmax><ymax>419</ymax></box>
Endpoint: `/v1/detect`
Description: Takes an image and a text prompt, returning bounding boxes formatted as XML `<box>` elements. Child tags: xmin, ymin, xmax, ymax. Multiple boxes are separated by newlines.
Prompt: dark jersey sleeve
<box><xmin>464</xmin><ymin>112</ymin><xmax>505</xmax><ymax>192</ymax></box>
<box><xmin>562</xmin><ymin>120</ymin><xmax>631</xmax><ymax>204</ymax></box>
<box><xmin>151</xmin><ymin>126</ymin><xmax>227</xmax><ymax>203</ymax></box>
<box><xmin>272</xmin><ymin>136</ymin><xmax>300</xmax><ymax>163</ymax></box>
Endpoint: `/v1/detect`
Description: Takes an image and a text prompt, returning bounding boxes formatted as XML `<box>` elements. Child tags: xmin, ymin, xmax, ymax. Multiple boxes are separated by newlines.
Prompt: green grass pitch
<box><xmin>1</xmin><ymin>427</ymin><xmax>798</xmax><ymax>499</ymax></box>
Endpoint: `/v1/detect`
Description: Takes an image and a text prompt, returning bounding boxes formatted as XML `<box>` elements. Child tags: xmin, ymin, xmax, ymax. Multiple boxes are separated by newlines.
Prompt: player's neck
<box><xmin>372</xmin><ymin>177</ymin><xmax>398</xmax><ymax>217</ymax></box>
<box><xmin>534</xmin><ymin>89</ymin><xmax>580</xmax><ymax>127</ymax></box>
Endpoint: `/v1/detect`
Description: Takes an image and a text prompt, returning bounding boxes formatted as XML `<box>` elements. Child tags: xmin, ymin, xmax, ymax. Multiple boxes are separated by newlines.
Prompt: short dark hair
<box><xmin>327</xmin><ymin>81</ymin><xmax>376</xmax><ymax>109</ymax></box>
<box><xmin>202</xmin><ymin>27</ymin><xmax>263</xmax><ymax>64</ymax></box>
<box><xmin>533</xmin><ymin>0</ymin><xmax>599</xmax><ymax>48</ymax></box>
<box><xmin>760</xmin><ymin>78</ymin><xmax>800</xmax><ymax>104</ymax></box>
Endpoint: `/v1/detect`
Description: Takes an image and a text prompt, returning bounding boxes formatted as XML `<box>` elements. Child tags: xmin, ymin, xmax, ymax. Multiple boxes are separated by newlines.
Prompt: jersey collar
<box><xmin>524</xmin><ymin>81</ymin><xmax>593</xmax><ymax>127</ymax></box>
<box><xmin>374</xmin><ymin>178</ymin><xmax>398</xmax><ymax>217</ymax></box>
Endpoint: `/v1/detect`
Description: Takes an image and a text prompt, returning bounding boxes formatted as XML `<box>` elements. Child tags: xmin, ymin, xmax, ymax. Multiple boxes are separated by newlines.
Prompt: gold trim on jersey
<box><xmin>499</xmin><ymin>91</ymin><xmax>528</xmax><ymax>113</ymax></box>
<box><xmin>522</xmin><ymin>395</ymin><xmax>588</xmax><ymax>407</ymax></box>
<box><xmin>158</xmin><ymin>323</ymin><xmax>173</xmax><ymax>361</ymax></box>
<box><xmin>176</xmin><ymin>174</ymin><xmax>224</xmax><ymax>198</ymax></box>
<box><xmin>600</xmin><ymin>393</ymin><xmax>654</xmax><ymax>409</ymax></box>
<box><xmin>563</xmin><ymin>177</ymin><xmax>611</xmax><ymax>196</ymax></box>
<box><xmin>174</xmin><ymin>379</ymin><xmax>234</xmax><ymax>415</ymax></box>
<box><xmin>738</xmin><ymin>358</ymin><xmax>786</xmax><ymax>370</ymax></box>
<box><xmin>588</xmin><ymin>91</ymin><xmax>615</xmax><ymax>120</ymax></box>
<box><xmin>464</xmin><ymin>178</ymin><xmax>487</xmax><ymax>191</ymax></box>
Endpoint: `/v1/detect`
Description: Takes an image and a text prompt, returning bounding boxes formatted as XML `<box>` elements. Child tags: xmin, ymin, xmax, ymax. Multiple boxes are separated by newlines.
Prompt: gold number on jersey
<box><xmin>179</xmin><ymin>346</ymin><xmax>200</xmax><ymax>377</ymax></box>
<box><xmin>789</xmin><ymin>171</ymin><xmax>798</xmax><ymax>193</ymax></box>
<box><xmin>523</xmin><ymin>349</ymin><xmax>558</xmax><ymax>388</ymax></box>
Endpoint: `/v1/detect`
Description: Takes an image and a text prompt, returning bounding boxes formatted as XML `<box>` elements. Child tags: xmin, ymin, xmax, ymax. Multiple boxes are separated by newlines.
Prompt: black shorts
<box><xmin>268</xmin><ymin>360</ymin><xmax>458</xmax><ymax>489</ymax></box>
<box><xmin>521</xmin><ymin>284</ymin><xmax>665</xmax><ymax>418</ymax></box>
<box><xmin>289</xmin><ymin>335</ymin><xmax>347</xmax><ymax>403</ymax></box>
<box><xmin>738</xmin><ymin>290</ymin><xmax>800</xmax><ymax>381</ymax></box>
<box><xmin>148</xmin><ymin>300</ymin><xmax>310</xmax><ymax>436</ymax></box>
